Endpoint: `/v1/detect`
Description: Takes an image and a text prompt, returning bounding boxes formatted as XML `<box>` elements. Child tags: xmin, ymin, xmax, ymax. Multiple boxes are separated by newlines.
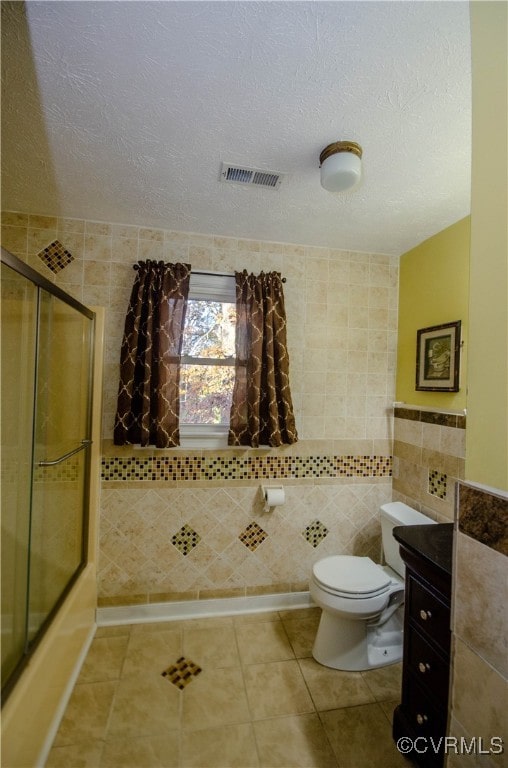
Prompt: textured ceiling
<box><xmin>1</xmin><ymin>1</ymin><xmax>472</xmax><ymax>255</ymax></box>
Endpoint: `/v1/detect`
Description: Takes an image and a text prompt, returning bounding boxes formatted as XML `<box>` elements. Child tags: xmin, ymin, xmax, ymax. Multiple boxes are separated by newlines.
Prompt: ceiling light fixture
<box><xmin>319</xmin><ymin>141</ymin><xmax>363</xmax><ymax>192</ymax></box>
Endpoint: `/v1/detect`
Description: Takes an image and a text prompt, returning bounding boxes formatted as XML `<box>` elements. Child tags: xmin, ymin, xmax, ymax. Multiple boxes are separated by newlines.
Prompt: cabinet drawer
<box><xmin>407</xmin><ymin>577</ymin><xmax>450</xmax><ymax>652</ymax></box>
<box><xmin>404</xmin><ymin>676</ymin><xmax>448</xmax><ymax>740</ymax></box>
<box><xmin>407</xmin><ymin>630</ymin><xmax>450</xmax><ymax>701</ymax></box>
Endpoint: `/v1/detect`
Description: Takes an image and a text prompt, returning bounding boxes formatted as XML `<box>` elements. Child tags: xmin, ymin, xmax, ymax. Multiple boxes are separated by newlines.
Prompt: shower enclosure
<box><xmin>1</xmin><ymin>247</ymin><xmax>95</xmax><ymax>702</ymax></box>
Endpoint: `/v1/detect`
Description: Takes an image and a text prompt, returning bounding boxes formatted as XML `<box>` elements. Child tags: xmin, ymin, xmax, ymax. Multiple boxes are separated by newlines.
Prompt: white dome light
<box><xmin>319</xmin><ymin>141</ymin><xmax>363</xmax><ymax>192</ymax></box>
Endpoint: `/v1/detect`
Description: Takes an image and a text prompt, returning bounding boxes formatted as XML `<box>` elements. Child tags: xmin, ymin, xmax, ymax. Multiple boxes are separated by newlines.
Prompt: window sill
<box><xmin>179</xmin><ymin>425</ymin><xmax>229</xmax><ymax>450</ymax></box>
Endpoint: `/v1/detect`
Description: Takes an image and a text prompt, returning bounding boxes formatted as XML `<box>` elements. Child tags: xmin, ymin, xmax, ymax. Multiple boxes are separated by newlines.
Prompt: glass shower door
<box><xmin>1</xmin><ymin>249</ymin><xmax>94</xmax><ymax>698</ymax></box>
<box><xmin>29</xmin><ymin>289</ymin><xmax>93</xmax><ymax>643</ymax></box>
<box><xmin>0</xmin><ymin>263</ymin><xmax>37</xmax><ymax>686</ymax></box>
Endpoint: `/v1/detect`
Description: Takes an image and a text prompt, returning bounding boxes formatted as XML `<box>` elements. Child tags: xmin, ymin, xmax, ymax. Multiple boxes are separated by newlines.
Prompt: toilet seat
<box><xmin>312</xmin><ymin>556</ymin><xmax>392</xmax><ymax>599</ymax></box>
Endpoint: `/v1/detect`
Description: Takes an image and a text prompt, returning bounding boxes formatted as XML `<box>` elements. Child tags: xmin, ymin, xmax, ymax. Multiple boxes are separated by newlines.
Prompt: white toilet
<box><xmin>310</xmin><ymin>501</ymin><xmax>435</xmax><ymax>671</ymax></box>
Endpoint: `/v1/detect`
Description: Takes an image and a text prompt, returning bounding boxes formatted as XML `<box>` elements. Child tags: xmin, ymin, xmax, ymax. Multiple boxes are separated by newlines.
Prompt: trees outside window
<box><xmin>180</xmin><ymin>298</ymin><xmax>236</xmax><ymax>425</ymax></box>
<box><xmin>178</xmin><ymin>272</ymin><xmax>236</xmax><ymax>446</ymax></box>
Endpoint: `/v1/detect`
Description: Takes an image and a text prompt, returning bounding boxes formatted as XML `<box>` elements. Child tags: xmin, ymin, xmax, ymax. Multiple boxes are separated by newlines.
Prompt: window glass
<box><xmin>179</xmin><ymin>274</ymin><xmax>236</xmax><ymax>432</ymax></box>
<box><xmin>181</xmin><ymin>299</ymin><xmax>235</xmax><ymax>359</ymax></box>
<box><xmin>180</xmin><ymin>362</ymin><xmax>235</xmax><ymax>425</ymax></box>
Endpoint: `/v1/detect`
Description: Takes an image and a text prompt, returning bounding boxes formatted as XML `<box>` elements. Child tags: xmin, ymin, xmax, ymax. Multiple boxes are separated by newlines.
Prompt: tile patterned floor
<box><xmin>45</xmin><ymin>608</ymin><xmax>411</xmax><ymax>768</ymax></box>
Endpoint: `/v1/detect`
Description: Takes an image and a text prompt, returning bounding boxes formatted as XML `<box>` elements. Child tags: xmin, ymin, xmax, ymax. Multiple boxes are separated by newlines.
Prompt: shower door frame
<box><xmin>1</xmin><ymin>247</ymin><xmax>96</xmax><ymax>703</ymax></box>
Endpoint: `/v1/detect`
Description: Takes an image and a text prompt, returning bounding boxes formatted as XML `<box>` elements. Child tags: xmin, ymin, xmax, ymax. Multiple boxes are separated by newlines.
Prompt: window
<box><xmin>179</xmin><ymin>272</ymin><xmax>236</xmax><ymax>447</ymax></box>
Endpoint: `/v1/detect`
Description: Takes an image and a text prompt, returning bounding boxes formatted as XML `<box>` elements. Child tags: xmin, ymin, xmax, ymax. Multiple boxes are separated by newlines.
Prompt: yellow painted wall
<box><xmin>466</xmin><ymin>1</ymin><xmax>508</xmax><ymax>490</ymax></box>
<box><xmin>447</xmin><ymin>7</ymin><xmax>508</xmax><ymax>763</ymax></box>
<box><xmin>396</xmin><ymin>217</ymin><xmax>470</xmax><ymax>411</ymax></box>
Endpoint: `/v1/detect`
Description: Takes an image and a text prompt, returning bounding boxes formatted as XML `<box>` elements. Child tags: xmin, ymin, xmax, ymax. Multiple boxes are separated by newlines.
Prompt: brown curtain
<box><xmin>228</xmin><ymin>270</ymin><xmax>298</xmax><ymax>447</ymax></box>
<box><xmin>114</xmin><ymin>260</ymin><xmax>191</xmax><ymax>448</ymax></box>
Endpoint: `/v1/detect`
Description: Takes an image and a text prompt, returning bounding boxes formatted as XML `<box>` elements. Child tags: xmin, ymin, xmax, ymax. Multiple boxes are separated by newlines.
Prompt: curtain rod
<box><xmin>193</xmin><ymin>268</ymin><xmax>286</xmax><ymax>283</ymax></box>
<box><xmin>133</xmin><ymin>263</ymin><xmax>287</xmax><ymax>283</ymax></box>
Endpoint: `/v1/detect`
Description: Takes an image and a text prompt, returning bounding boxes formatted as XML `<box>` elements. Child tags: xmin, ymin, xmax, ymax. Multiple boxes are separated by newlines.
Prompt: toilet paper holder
<box><xmin>261</xmin><ymin>484</ymin><xmax>285</xmax><ymax>511</ymax></box>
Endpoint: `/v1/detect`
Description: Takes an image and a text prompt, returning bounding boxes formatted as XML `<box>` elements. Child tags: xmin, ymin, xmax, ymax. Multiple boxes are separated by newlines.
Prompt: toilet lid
<box><xmin>312</xmin><ymin>556</ymin><xmax>392</xmax><ymax>597</ymax></box>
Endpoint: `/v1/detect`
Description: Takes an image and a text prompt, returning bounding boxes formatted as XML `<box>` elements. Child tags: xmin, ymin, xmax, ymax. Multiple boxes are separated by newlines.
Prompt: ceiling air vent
<box><xmin>220</xmin><ymin>162</ymin><xmax>285</xmax><ymax>190</ymax></box>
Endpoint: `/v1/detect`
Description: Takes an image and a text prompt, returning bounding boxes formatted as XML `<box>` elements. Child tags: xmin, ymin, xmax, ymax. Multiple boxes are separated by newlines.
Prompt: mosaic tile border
<box><xmin>2</xmin><ymin>458</ymin><xmax>80</xmax><ymax>484</ymax></box>
<box><xmin>34</xmin><ymin>462</ymin><xmax>80</xmax><ymax>483</ymax></box>
<box><xmin>101</xmin><ymin>454</ymin><xmax>392</xmax><ymax>482</ymax></box>
<box><xmin>457</xmin><ymin>481</ymin><xmax>508</xmax><ymax>557</ymax></box>
<box><xmin>394</xmin><ymin>406</ymin><xmax>466</xmax><ymax>429</ymax></box>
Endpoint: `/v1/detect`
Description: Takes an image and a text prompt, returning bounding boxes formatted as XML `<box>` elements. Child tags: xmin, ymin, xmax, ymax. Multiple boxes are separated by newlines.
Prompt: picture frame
<box><xmin>415</xmin><ymin>321</ymin><xmax>461</xmax><ymax>392</ymax></box>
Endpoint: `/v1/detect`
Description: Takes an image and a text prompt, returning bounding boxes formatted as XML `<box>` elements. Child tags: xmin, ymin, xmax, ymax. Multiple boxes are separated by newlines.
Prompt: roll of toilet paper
<box><xmin>263</xmin><ymin>486</ymin><xmax>285</xmax><ymax>509</ymax></box>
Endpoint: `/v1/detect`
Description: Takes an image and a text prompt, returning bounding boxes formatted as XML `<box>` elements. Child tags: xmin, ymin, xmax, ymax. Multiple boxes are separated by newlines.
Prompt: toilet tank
<box><xmin>380</xmin><ymin>502</ymin><xmax>436</xmax><ymax>577</ymax></box>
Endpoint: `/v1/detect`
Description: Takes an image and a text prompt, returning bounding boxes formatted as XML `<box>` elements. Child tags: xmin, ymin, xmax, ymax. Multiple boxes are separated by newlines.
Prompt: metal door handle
<box><xmin>38</xmin><ymin>439</ymin><xmax>92</xmax><ymax>467</ymax></box>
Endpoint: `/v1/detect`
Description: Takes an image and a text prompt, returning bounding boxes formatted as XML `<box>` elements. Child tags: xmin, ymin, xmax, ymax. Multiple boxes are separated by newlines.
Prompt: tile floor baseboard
<box><xmin>96</xmin><ymin>591</ymin><xmax>314</xmax><ymax>627</ymax></box>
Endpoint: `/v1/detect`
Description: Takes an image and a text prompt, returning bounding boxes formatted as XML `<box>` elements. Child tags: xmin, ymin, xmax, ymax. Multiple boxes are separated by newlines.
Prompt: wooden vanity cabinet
<box><xmin>392</xmin><ymin>524</ymin><xmax>453</xmax><ymax>768</ymax></box>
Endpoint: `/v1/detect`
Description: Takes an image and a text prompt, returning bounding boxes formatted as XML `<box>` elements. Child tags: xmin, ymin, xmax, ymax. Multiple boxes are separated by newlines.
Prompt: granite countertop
<box><xmin>393</xmin><ymin>523</ymin><xmax>454</xmax><ymax>576</ymax></box>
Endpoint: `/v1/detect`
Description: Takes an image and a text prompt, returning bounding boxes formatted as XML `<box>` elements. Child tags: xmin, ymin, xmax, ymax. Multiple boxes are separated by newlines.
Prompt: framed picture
<box><xmin>415</xmin><ymin>321</ymin><xmax>461</xmax><ymax>391</ymax></box>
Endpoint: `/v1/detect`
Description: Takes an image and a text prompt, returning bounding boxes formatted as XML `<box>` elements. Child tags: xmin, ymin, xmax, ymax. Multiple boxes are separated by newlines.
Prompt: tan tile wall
<box><xmin>98</xmin><ymin>479</ymin><xmax>393</xmax><ymax>603</ymax></box>
<box><xmin>446</xmin><ymin>484</ymin><xmax>508</xmax><ymax>767</ymax></box>
<box><xmin>447</xmin><ymin>636</ymin><xmax>506</xmax><ymax>768</ymax></box>
<box><xmin>2</xmin><ymin>211</ymin><xmax>398</xmax><ymax>603</ymax></box>
<box><xmin>392</xmin><ymin>410</ymin><xmax>466</xmax><ymax>521</ymax></box>
<box><xmin>1</xmin><ymin>211</ymin><xmax>398</xmax><ymax>446</ymax></box>
<box><xmin>454</xmin><ymin>530</ymin><xmax>507</xmax><ymax>676</ymax></box>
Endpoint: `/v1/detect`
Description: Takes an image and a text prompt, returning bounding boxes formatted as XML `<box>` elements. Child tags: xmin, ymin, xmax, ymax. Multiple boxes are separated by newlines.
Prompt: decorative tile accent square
<box><xmin>302</xmin><ymin>519</ymin><xmax>329</xmax><ymax>548</ymax></box>
<box><xmin>37</xmin><ymin>240</ymin><xmax>74</xmax><ymax>273</ymax></box>
<box><xmin>162</xmin><ymin>656</ymin><xmax>202</xmax><ymax>689</ymax></box>
<box><xmin>429</xmin><ymin>469</ymin><xmax>447</xmax><ymax>499</ymax></box>
<box><xmin>171</xmin><ymin>524</ymin><xmax>201</xmax><ymax>556</ymax></box>
<box><xmin>239</xmin><ymin>521</ymin><xmax>268</xmax><ymax>551</ymax></box>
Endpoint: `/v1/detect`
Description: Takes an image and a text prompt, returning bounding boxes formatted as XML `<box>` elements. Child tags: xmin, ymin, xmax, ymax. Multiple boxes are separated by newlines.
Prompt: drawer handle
<box><xmin>418</xmin><ymin>662</ymin><xmax>431</xmax><ymax>674</ymax></box>
<box><xmin>419</xmin><ymin>609</ymin><xmax>432</xmax><ymax>621</ymax></box>
<box><xmin>416</xmin><ymin>713</ymin><xmax>429</xmax><ymax>726</ymax></box>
